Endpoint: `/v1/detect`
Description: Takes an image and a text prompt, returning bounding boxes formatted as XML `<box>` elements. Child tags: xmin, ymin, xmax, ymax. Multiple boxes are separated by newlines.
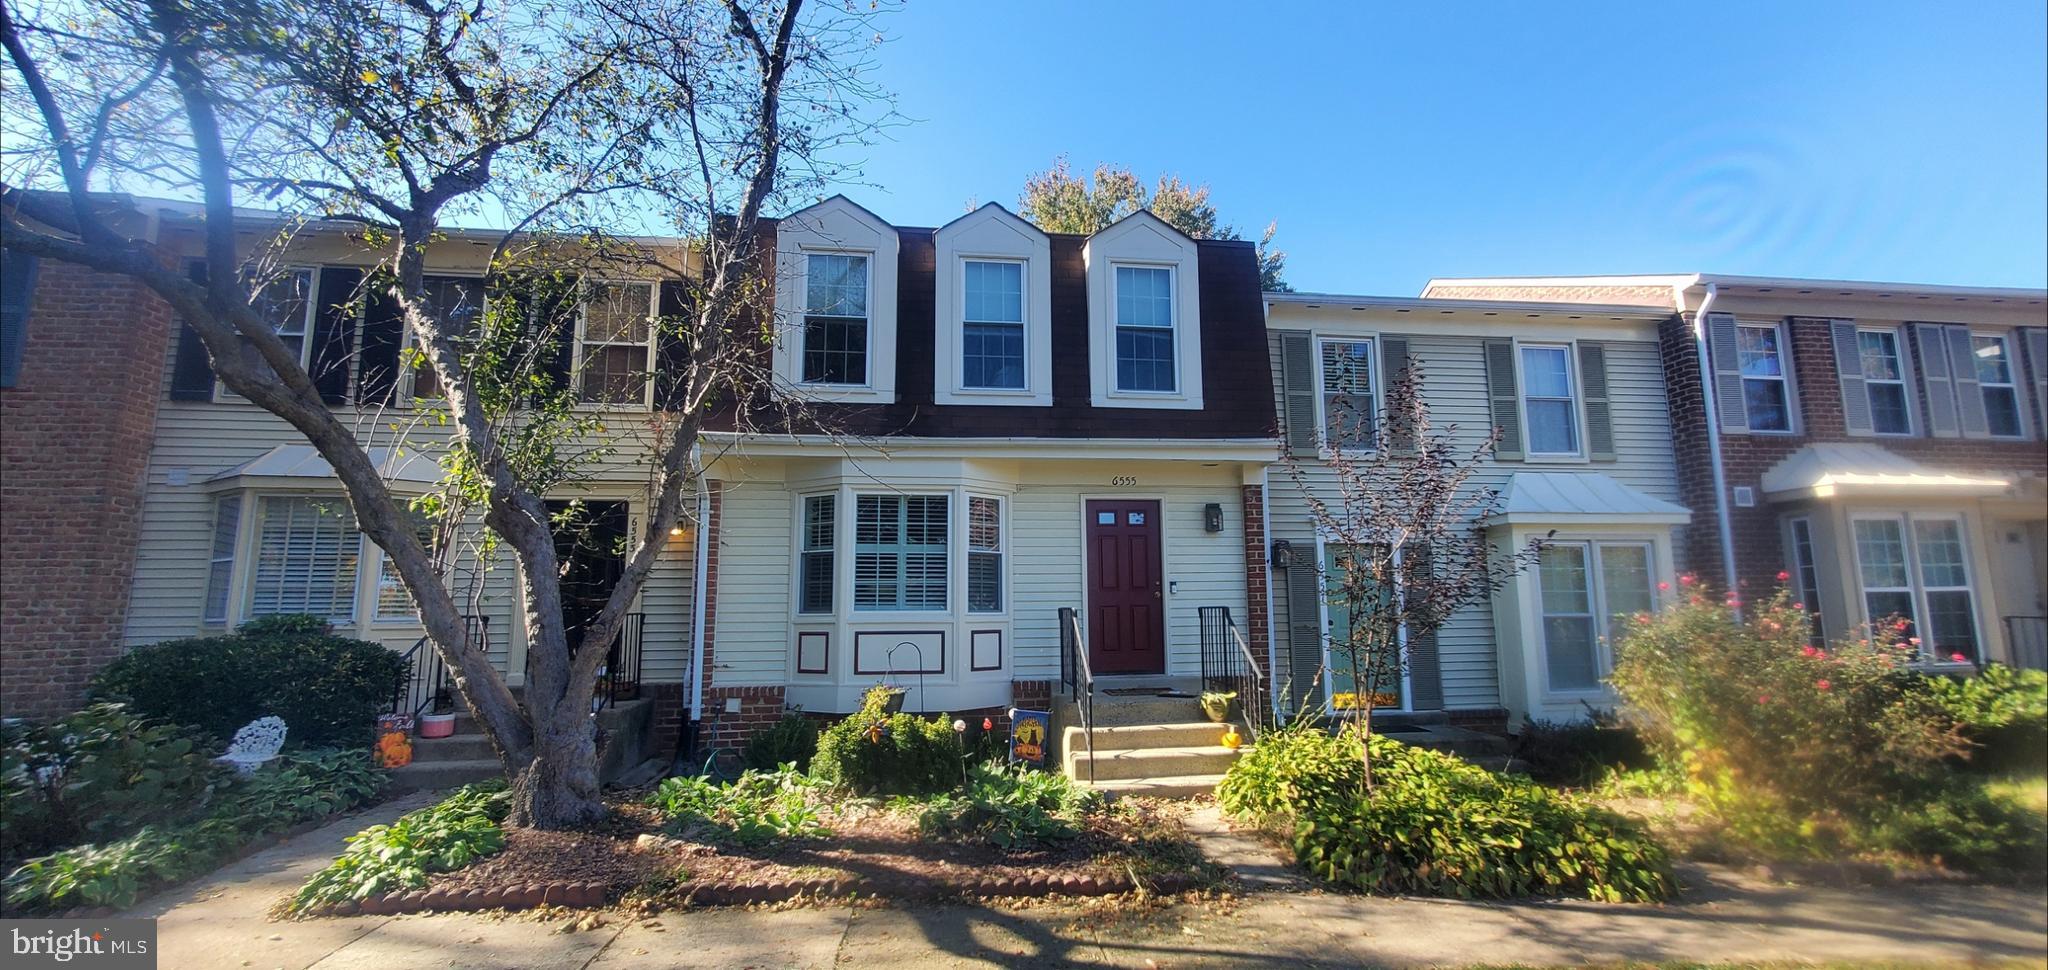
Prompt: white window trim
<box><xmin>1515</xmin><ymin>341</ymin><xmax>1587</xmax><ymax>461</ymax></box>
<box><xmin>786</xmin><ymin>483</ymin><xmax>1014</xmax><ymax>624</ymax></box>
<box><xmin>933</xmin><ymin>204</ymin><xmax>1052</xmax><ymax>406</ymax></box>
<box><xmin>203</xmin><ymin>495</ymin><xmax>241</xmax><ymax>625</ymax></box>
<box><xmin>237</xmin><ymin>491</ymin><xmax>364</xmax><ymax>628</ymax></box>
<box><xmin>771</xmin><ymin>196</ymin><xmax>899</xmax><ymax>404</ymax></box>
<box><xmin>570</xmin><ymin>279</ymin><xmax>659</xmax><ymax>410</ymax></box>
<box><xmin>1848</xmin><ymin>510</ymin><xmax>1980</xmax><ymax>668</ymax></box>
<box><xmin>1971</xmin><ymin>331</ymin><xmax>2031</xmax><ymax>439</ymax></box>
<box><xmin>399</xmin><ymin>272</ymin><xmax>489</xmax><ymax>404</ymax></box>
<box><xmin>964</xmin><ymin>493</ymin><xmax>1007</xmax><ymax>615</ymax></box>
<box><xmin>1312</xmin><ymin>334</ymin><xmax>1381</xmax><ymax>456</ymax></box>
<box><xmin>1858</xmin><ymin>326</ymin><xmax>1917</xmax><ymax>437</ymax></box>
<box><xmin>1785</xmin><ymin>516</ymin><xmax>1825</xmax><ymax>643</ymax></box>
<box><xmin>216</xmin><ymin>266</ymin><xmax>320</xmax><ymax>402</ymax></box>
<box><xmin>1736</xmin><ymin>320</ymin><xmax>1800</xmax><ymax>435</ymax></box>
<box><xmin>1084</xmin><ymin>211</ymin><xmax>1203</xmax><ymax>410</ymax></box>
<box><xmin>1535</xmin><ymin>538</ymin><xmax>1659</xmax><ymax>699</ymax></box>
<box><xmin>795</xmin><ymin>492</ymin><xmax>836</xmax><ymax>616</ymax></box>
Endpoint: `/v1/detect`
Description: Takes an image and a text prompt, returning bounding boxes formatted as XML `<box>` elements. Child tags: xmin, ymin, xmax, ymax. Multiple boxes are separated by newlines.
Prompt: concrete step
<box><xmin>409</xmin><ymin>733</ymin><xmax>499</xmax><ymax>762</ymax></box>
<box><xmin>1064</xmin><ymin>744</ymin><xmax>1243</xmax><ymax>782</ymax></box>
<box><xmin>1084</xmin><ymin>773</ymin><xmax>1227</xmax><ymax>800</ymax></box>
<box><xmin>388</xmin><ymin>758</ymin><xmax>502</xmax><ymax>793</ymax></box>
<box><xmin>1061</xmin><ymin>722</ymin><xmax>1239</xmax><ymax>753</ymax></box>
<box><xmin>1054</xmin><ymin>694</ymin><xmax>1205</xmax><ymax>727</ymax></box>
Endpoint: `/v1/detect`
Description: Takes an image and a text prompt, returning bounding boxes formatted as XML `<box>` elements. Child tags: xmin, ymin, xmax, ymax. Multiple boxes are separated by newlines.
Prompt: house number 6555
<box><xmin>1110</xmin><ymin>476</ymin><xmax>1138</xmax><ymax>487</ymax></box>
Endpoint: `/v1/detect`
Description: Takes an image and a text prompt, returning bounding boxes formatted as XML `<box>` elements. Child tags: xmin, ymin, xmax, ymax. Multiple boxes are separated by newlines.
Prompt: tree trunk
<box><xmin>507</xmin><ymin>699</ymin><xmax>607</xmax><ymax>828</ymax></box>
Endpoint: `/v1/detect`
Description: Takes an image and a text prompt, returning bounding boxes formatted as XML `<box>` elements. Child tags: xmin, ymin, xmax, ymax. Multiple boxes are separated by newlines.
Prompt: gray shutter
<box><xmin>1945</xmin><ymin>325</ymin><xmax>1990</xmax><ymax>439</ymax></box>
<box><xmin>1482</xmin><ymin>338</ymin><xmax>1524</xmax><ymax>461</ymax></box>
<box><xmin>1402</xmin><ymin>544</ymin><xmax>1444</xmax><ymax>712</ymax></box>
<box><xmin>1283</xmin><ymin>551</ymin><xmax>1325</xmax><ymax>714</ymax></box>
<box><xmin>1577</xmin><ymin>341</ymin><xmax>1616</xmax><ymax>462</ymax></box>
<box><xmin>2025</xmin><ymin>327</ymin><xmax>2048</xmax><ymax>440</ymax></box>
<box><xmin>1705</xmin><ymin>312</ymin><xmax>1749</xmax><ymax>433</ymax></box>
<box><xmin>1831</xmin><ymin>319</ymin><xmax>1873</xmax><ymax>436</ymax></box>
<box><xmin>1382</xmin><ymin>335</ymin><xmax>1414</xmax><ymax>453</ymax></box>
<box><xmin>169</xmin><ymin>259</ymin><xmax>219</xmax><ymax>401</ymax></box>
<box><xmin>1278</xmin><ymin>330</ymin><xmax>1317</xmax><ymax>454</ymax></box>
<box><xmin>0</xmin><ymin>249</ymin><xmax>37</xmax><ymax>388</ymax></box>
<box><xmin>1911</xmin><ymin>323</ymin><xmax>1959</xmax><ymax>437</ymax></box>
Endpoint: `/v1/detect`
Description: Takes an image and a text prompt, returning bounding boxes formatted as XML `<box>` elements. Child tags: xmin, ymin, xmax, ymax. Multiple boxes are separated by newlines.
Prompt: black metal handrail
<box><xmin>597</xmin><ymin>613</ymin><xmax>646</xmax><ymax>707</ymax></box>
<box><xmin>1199</xmin><ymin>605</ymin><xmax>1267</xmax><ymax>740</ymax></box>
<box><xmin>389</xmin><ymin>615</ymin><xmax>491</xmax><ymax>721</ymax></box>
<box><xmin>2005</xmin><ymin>615</ymin><xmax>2047</xmax><ymax>672</ymax></box>
<box><xmin>1058</xmin><ymin>606</ymin><xmax>1095</xmax><ymax>783</ymax></box>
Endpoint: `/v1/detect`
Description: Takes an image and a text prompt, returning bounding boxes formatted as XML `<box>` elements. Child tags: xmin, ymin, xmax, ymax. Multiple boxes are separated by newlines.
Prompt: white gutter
<box><xmin>1684</xmin><ymin>280</ymin><xmax>1742</xmax><ymax>612</ymax></box>
<box><xmin>687</xmin><ymin>447</ymin><xmax>711</xmax><ymax>723</ymax></box>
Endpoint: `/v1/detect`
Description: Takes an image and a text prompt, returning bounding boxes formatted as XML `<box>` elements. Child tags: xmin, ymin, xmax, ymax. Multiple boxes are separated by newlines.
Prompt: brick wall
<box><xmin>1239</xmin><ymin>484</ymin><xmax>1273</xmax><ymax>718</ymax></box>
<box><xmin>1</xmin><ymin>261</ymin><xmax>169</xmax><ymax>720</ymax></box>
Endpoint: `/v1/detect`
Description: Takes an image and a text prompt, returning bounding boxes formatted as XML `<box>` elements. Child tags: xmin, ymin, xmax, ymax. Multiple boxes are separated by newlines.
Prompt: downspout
<box><xmin>681</xmin><ymin>447</ymin><xmax>711</xmax><ymax>766</ymax></box>
<box><xmin>1685</xmin><ymin>280</ymin><xmax>1742</xmax><ymax>613</ymax></box>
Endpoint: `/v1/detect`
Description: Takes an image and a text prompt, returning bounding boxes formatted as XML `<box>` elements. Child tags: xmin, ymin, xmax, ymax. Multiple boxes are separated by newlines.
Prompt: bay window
<box><xmin>1852</xmin><ymin>513</ymin><xmax>1979</xmax><ymax>663</ymax></box>
<box><xmin>577</xmin><ymin>281</ymin><xmax>656</xmax><ymax>406</ymax></box>
<box><xmin>1537</xmin><ymin>541</ymin><xmax>1654</xmax><ymax>692</ymax></box>
<box><xmin>800</xmin><ymin>494</ymin><xmax>835</xmax><ymax>614</ymax></box>
<box><xmin>1113</xmin><ymin>265</ymin><xmax>1176</xmax><ymax>392</ymax></box>
<box><xmin>854</xmin><ymin>494</ymin><xmax>948</xmax><ymax>611</ymax></box>
<box><xmin>1788</xmin><ymin>517</ymin><xmax>1825</xmax><ymax>645</ymax></box>
<box><xmin>1857</xmin><ymin>330</ymin><xmax>1913</xmax><ymax>435</ymax></box>
<box><xmin>961</xmin><ymin>261</ymin><xmax>1025</xmax><ymax>389</ymax></box>
<box><xmin>967</xmin><ymin>496</ymin><xmax>1003</xmax><ymax>613</ymax></box>
<box><xmin>204</xmin><ymin>495</ymin><xmax>241</xmax><ymax>623</ymax></box>
<box><xmin>802</xmin><ymin>253</ymin><xmax>869</xmax><ymax>386</ymax></box>
<box><xmin>249</xmin><ymin>496</ymin><xmax>361</xmax><ymax>623</ymax></box>
<box><xmin>1520</xmin><ymin>344</ymin><xmax>1581</xmax><ymax>455</ymax></box>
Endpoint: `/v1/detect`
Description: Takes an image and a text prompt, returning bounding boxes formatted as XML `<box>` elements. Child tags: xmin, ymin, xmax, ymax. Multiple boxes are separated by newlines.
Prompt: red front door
<box><xmin>1085</xmin><ymin>499</ymin><xmax>1166</xmax><ymax>675</ymax></box>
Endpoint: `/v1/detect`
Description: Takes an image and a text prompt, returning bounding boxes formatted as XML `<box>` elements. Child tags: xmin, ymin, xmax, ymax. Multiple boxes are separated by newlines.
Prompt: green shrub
<box><xmin>90</xmin><ymin>616</ymin><xmax>407</xmax><ymax>750</ymax></box>
<box><xmin>3</xmin><ymin>749</ymin><xmax>385</xmax><ymax>913</ymax></box>
<box><xmin>647</xmin><ymin>765</ymin><xmax>827</xmax><ymax>846</ymax></box>
<box><xmin>809</xmin><ymin>687</ymin><xmax>963</xmax><ymax>796</ymax></box>
<box><xmin>2</xmin><ymin>704</ymin><xmax>226</xmax><ymax>864</ymax></box>
<box><xmin>1925</xmin><ymin>663</ymin><xmax>2048</xmax><ymax>774</ymax></box>
<box><xmin>914</xmin><ymin>761</ymin><xmax>1100</xmax><ymax>849</ymax></box>
<box><xmin>741</xmin><ymin>713</ymin><xmax>821</xmax><ymax>772</ymax></box>
<box><xmin>291</xmin><ymin>781</ymin><xmax>506</xmax><ymax>912</ymax></box>
<box><xmin>1854</xmin><ymin>776</ymin><xmax>2047</xmax><ymax>880</ymax></box>
<box><xmin>1509</xmin><ymin>712</ymin><xmax>1653</xmax><ymax>788</ymax></box>
<box><xmin>1219</xmin><ymin>724</ymin><xmax>1674</xmax><ymax>902</ymax></box>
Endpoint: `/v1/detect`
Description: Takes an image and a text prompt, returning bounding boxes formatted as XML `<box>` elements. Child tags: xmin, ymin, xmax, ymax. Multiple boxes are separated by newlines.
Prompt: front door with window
<box><xmin>548</xmin><ymin>500</ymin><xmax>629</xmax><ymax>654</ymax></box>
<box><xmin>1322</xmin><ymin>544</ymin><xmax>1405</xmax><ymax>712</ymax></box>
<box><xmin>1085</xmin><ymin>500</ymin><xmax>1165</xmax><ymax>674</ymax></box>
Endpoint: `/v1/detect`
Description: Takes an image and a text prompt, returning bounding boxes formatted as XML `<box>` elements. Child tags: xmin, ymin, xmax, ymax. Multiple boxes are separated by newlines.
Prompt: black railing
<box><xmin>1058</xmin><ymin>606</ymin><xmax>1095</xmax><ymax>783</ymax></box>
<box><xmin>597</xmin><ymin>613</ymin><xmax>646</xmax><ymax>707</ymax></box>
<box><xmin>2005</xmin><ymin>616</ymin><xmax>2047</xmax><ymax>672</ymax></box>
<box><xmin>389</xmin><ymin>615</ymin><xmax>491</xmax><ymax>720</ymax></box>
<box><xmin>1199</xmin><ymin>605</ymin><xmax>1267</xmax><ymax>740</ymax></box>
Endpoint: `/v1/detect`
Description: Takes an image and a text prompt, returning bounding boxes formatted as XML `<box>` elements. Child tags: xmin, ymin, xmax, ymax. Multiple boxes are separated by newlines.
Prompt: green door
<box><xmin>1322</xmin><ymin>544</ymin><xmax>1406</xmax><ymax>712</ymax></box>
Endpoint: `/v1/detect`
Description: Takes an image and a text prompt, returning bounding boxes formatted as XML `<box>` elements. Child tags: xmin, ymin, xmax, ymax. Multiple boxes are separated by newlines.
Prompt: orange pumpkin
<box><xmin>1220</xmin><ymin>728</ymin><xmax>1243</xmax><ymax>750</ymax></box>
<box><xmin>375</xmin><ymin>730</ymin><xmax>413</xmax><ymax>768</ymax></box>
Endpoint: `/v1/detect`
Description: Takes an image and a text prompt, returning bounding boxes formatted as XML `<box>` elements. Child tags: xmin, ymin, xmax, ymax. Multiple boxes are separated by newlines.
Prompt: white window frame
<box><xmin>242</xmin><ymin>492</ymin><xmax>364</xmax><ymax>626</ymax></box>
<box><xmin>957</xmin><ymin>258</ymin><xmax>1030</xmax><ymax>392</ymax></box>
<box><xmin>216</xmin><ymin>266</ymin><xmax>319</xmax><ymax>402</ymax></box>
<box><xmin>965</xmin><ymin>494</ymin><xmax>1005</xmax><ymax>614</ymax></box>
<box><xmin>1786</xmin><ymin>516</ymin><xmax>1825</xmax><ymax>645</ymax></box>
<box><xmin>1849</xmin><ymin>510</ymin><xmax>1981</xmax><ymax>667</ymax></box>
<box><xmin>572</xmin><ymin>279</ymin><xmax>658</xmax><ymax>409</ymax></box>
<box><xmin>933</xmin><ymin>203</ymin><xmax>1052</xmax><ymax>406</ymax></box>
<box><xmin>1516</xmin><ymin>342</ymin><xmax>1585</xmax><ymax>459</ymax></box>
<box><xmin>1536</xmin><ymin>539</ymin><xmax>1657</xmax><ymax>697</ymax></box>
<box><xmin>1110</xmin><ymin>262</ymin><xmax>1180</xmax><ymax>395</ymax></box>
<box><xmin>851</xmin><ymin>491</ymin><xmax>951</xmax><ymax>614</ymax></box>
<box><xmin>371</xmin><ymin>513</ymin><xmax>438</xmax><ymax>625</ymax></box>
<box><xmin>203</xmin><ymin>495</ymin><xmax>242</xmax><ymax>625</ymax></box>
<box><xmin>1314</xmin><ymin>335</ymin><xmax>1379</xmax><ymax>454</ymax></box>
<box><xmin>797</xmin><ymin>493</ymin><xmax>836</xmax><ymax>616</ymax></box>
<box><xmin>771</xmin><ymin>196</ymin><xmax>898</xmax><ymax>404</ymax></box>
<box><xmin>1971</xmin><ymin>331</ymin><xmax>2029</xmax><ymax>439</ymax></box>
<box><xmin>1084</xmin><ymin>210</ymin><xmax>1203</xmax><ymax>409</ymax></box>
<box><xmin>1857</xmin><ymin>327</ymin><xmax>1916</xmax><ymax>437</ymax></box>
<box><xmin>1735</xmin><ymin>321</ymin><xmax>1798</xmax><ymax>434</ymax></box>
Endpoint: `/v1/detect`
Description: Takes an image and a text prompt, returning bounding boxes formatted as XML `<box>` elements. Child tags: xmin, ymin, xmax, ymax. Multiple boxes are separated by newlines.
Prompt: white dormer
<box><xmin>772</xmin><ymin>196</ymin><xmax>899</xmax><ymax>403</ymax></box>
<box><xmin>932</xmin><ymin>204</ymin><xmax>1053</xmax><ymax>406</ymax></box>
<box><xmin>1084</xmin><ymin>211</ymin><xmax>1203</xmax><ymax>409</ymax></box>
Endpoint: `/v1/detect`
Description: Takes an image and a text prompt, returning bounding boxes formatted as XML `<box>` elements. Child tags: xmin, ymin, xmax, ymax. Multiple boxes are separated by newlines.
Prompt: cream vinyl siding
<box><xmin>706</xmin><ymin>478</ymin><xmax>794</xmax><ymax>686</ymax></box>
<box><xmin>1265</xmin><ymin>327</ymin><xmax>1683</xmax><ymax>711</ymax></box>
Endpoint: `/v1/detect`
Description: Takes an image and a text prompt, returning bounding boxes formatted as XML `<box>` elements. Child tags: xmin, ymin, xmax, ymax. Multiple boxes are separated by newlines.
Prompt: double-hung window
<box><xmin>1319</xmin><ymin>338</ymin><xmax>1375</xmax><ymax>450</ymax></box>
<box><xmin>1520</xmin><ymin>345</ymin><xmax>1580</xmax><ymax>455</ymax></box>
<box><xmin>1113</xmin><ymin>266</ymin><xmax>1176</xmax><ymax>392</ymax></box>
<box><xmin>853</xmin><ymin>494</ymin><xmax>948</xmax><ymax>611</ymax></box>
<box><xmin>961</xmin><ymin>261</ymin><xmax>1025</xmax><ymax>389</ymax></box>
<box><xmin>1971</xmin><ymin>334</ymin><xmax>2025</xmax><ymax>438</ymax></box>
<box><xmin>1852</xmin><ymin>514</ymin><xmax>1979</xmax><ymax>663</ymax></box>
<box><xmin>1736</xmin><ymin>323</ymin><xmax>1793</xmax><ymax>432</ymax></box>
<box><xmin>1537</xmin><ymin>541</ymin><xmax>1654</xmax><ymax>693</ymax></box>
<box><xmin>577</xmin><ymin>282</ymin><xmax>655</xmax><ymax>406</ymax></box>
<box><xmin>219</xmin><ymin>268</ymin><xmax>315</xmax><ymax>399</ymax></box>
<box><xmin>799</xmin><ymin>495</ymin><xmax>835</xmax><ymax>614</ymax></box>
<box><xmin>803</xmin><ymin>253</ymin><xmax>869</xmax><ymax>385</ymax></box>
<box><xmin>408</xmin><ymin>275</ymin><xmax>486</xmax><ymax>400</ymax></box>
<box><xmin>1787</xmin><ymin>517</ymin><xmax>1825</xmax><ymax>645</ymax></box>
<box><xmin>1857</xmin><ymin>330</ymin><xmax>1913</xmax><ymax>435</ymax></box>
<box><xmin>967</xmin><ymin>496</ymin><xmax>1003</xmax><ymax>613</ymax></box>
<box><xmin>203</xmin><ymin>495</ymin><xmax>242</xmax><ymax>623</ymax></box>
<box><xmin>249</xmin><ymin>496</ymin><xmax>361</xmax><ymax>623</ymax></box>
<box><xmin>373</xmin><ymin>514</ymin><xmax>437</xmax><ymax>623</ymax></box>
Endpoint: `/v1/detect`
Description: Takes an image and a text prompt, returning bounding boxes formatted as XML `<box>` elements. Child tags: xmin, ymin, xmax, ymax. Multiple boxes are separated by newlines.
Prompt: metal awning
<box><xmin>205</xmin><ymin>444</ymin><xmax>442</xmax><ymax>492</ymax></box>
<box><xmin>1482</xmin><ymin>472</ymin><xmax>1691</xmax><ymax>527</ymax></box>
<box><xmin>1760</xmin><ymin>443</ymin><xmax>2011</xmax><ymax>502</ymax></box>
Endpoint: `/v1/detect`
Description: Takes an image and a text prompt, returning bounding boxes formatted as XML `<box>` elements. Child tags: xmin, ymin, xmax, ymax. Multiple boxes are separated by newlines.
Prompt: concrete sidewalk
<box><xmin>128</xmin><ymin>799</ymin><xmax>2048</xmax><ymax>969</ymax></box>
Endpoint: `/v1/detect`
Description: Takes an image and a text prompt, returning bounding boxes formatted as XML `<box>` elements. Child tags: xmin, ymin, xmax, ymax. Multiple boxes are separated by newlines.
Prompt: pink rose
<box><xmin>1815</xmin><ymin>679</ymin><xmax>1832</xmax><ymax>691</ymax></box>
<box><xmin>1776</xmin><ymin>570</ymin><xmax>1791</xmax><ymax>582</ymax></box>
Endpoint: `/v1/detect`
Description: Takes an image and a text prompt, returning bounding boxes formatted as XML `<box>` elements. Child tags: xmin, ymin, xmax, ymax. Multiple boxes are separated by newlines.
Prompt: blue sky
<box><xmin>817</xmin><ymin>1</ymin><xmax>2048</xmax><ymax>295</ymax></box>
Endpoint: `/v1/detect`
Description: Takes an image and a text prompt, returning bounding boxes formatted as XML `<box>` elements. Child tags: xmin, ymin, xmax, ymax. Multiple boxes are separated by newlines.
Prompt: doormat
<box><xmin>1103</xmin><ymin>687</ymin><xmax>1190</xmax><ymax>697</ymax></box>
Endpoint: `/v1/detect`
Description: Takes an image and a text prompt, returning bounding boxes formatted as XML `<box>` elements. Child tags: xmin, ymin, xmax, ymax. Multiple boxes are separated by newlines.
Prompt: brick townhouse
<box><xmin>1427</xmin><ymin>275</ymin><xmax>2048</xmax><ymax>669</ymax></box>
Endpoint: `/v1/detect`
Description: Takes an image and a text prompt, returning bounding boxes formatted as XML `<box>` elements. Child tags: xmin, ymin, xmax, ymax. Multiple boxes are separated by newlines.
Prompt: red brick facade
<box><xmin>1</xmin><ymin>261</ymin><xmax>169</xmax><ymax>720</ymax></box>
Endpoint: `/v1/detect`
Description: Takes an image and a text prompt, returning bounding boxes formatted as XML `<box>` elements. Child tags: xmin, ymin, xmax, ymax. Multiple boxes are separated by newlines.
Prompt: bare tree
<box><xmin>1</xmin><ymin>0</ymin><xmax>892</xmax><ymax>826</ymax></box>
<box><xmin>1283</xmin><ymin>362</ymin><xmax>1546</xmax><ymax>791</ymax></box>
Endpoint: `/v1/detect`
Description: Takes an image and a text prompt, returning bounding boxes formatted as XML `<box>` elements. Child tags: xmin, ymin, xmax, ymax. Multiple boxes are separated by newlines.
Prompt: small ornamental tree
<box><xmin>1283</xmin><ymin>362</ymin><xmax>1545</xmax><ymax>791</ymax></box>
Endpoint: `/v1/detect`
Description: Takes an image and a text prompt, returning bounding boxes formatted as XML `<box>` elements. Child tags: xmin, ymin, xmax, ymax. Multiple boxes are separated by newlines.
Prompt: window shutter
<box><xmin>1705</xmin><ymin>312</ymin><xmax>1748</xmax><ymax>433</ymax></box>
<box><xmin>1577</xmin><ymin>341</ymin><xmax>1616</xmax><ymax>462</ymax></box>
<box><xmin>0</xmin><ymin>249</ymin><xmax>38</xmax><ymax>388</ymax></box>
<box><xmin>356</xmin><ymin>272</ymin><xmax>405</xmax><ymax>406</ymax></box>
<box><xmin>529</xmin><ymin>274</ymin><xmax>580</xmax><ymax>403</ymax></box>
<box><xmin>169</xmin><ymin>259</ymin><xmax>219</xmax><ymax>401</ymax></box>
<box><xmin>309</xmin><ymin>267</ymin><xmax>362</xmax><ymax>404</ymax></box>
<box><xmin>1401</xmin><ymin>544</ymin><xmax>1444</xmax><ymax>712</ymax></box>
<box><xmin>1831</xmin><ymin>319</ymin><xmax>1874</xmax><ymax>436</ymax></box>
<box><xmin>655</xmin><ymin>279</ymin><xmax>695</xmax><ymax>410</ymax></box>
<box><xmin>1909</xmin><ymin>323</ymin><xmax>1959</xmax><ymax>437</ymax></box>
<box><xmin>1283</xmin><ymin>550</ymin><xmax>1325</xmax><ymax>714</ymax></box>
<box><xmin>1277</xmin><ymin>330</ymin><xmax>1317</xmax><ymax>454</ymax></box>
<box><xmin>1944</xmin><ymin>324</ymin><xmax>1990</xmax><ymax>439</ymax></box>
<box><xmin>1382</xmin><ymin>335</ymin><xmax>1415</xmax><ymax>453</ymax></box>
<box><xmin>2024</xmin><ymin>327</ymin><xmax>2048</xmax><ymax>440</ymax></box>
<box><xmin>1482</xmin><ymin>338</ymin><xmax>1524</xmax><ymax>460</ymax></box>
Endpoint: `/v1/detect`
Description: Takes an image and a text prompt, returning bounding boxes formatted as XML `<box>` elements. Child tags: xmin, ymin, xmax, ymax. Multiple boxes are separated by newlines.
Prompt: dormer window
<box><xmin>801</xmin><ymin>253</ymin><xmax>869</xmax><ymax>385</ymax></box>
<box><xmin>933</xmin><ymin>203</ymin><xmax>1051</xmax><ymax>405</ymax></box>
<box><xmin>1084</xmin><ymin>211</ymin><xmax>1203</xmax><ymax>409</ymax></box>
<box><xmin>773</xmin><ymin>196</ymin><xmax>898</xmax><ymax>403</ymax></box>
<box><xmin>962</xmin><ymin>260</ymin><xmax>1025</xmax><ymax>389</ymax></box>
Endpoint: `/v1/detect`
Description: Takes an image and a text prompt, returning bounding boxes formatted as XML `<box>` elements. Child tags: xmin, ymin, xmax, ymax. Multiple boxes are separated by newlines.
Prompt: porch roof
<box><xmin>1760</xmin><ymin>443</ymin><xmax>2011</xmax><ymax>502</ymax></box>
<box><xmin>205</xmin><ymin>444</ymin><xmax>442</xmax><ymax>492</ymax></box>
<box><xmin>1483</xmin><ymin>472</ymin><xmax>1691</xmax><ymax>527</ymax></box>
